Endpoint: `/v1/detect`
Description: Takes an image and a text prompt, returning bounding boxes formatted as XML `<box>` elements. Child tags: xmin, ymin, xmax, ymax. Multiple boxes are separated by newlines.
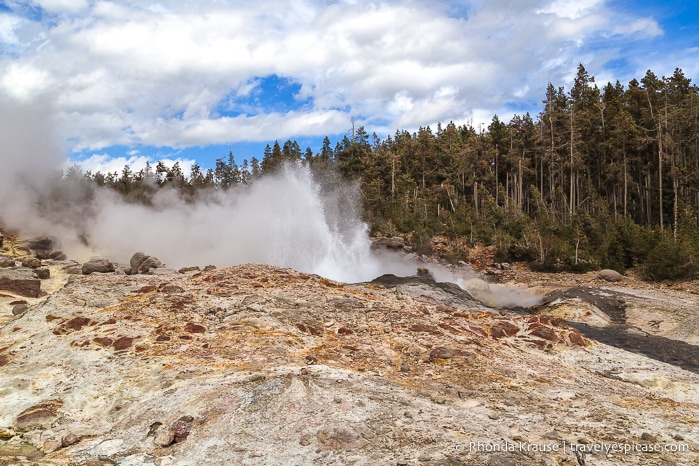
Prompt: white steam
<box><xmin>0</xmin><ymin>95</ymin><xmax>541</xmax><ymax>309</ymax></box>
<box><xmin>83</xmin><ymin>163</ymin><xmax>415</xmax><ymax>282</ymax></box>
<box><xmin>0</xmin><ymin>93</ymin><xmax>416</xmax><ymax>283</ymax></box>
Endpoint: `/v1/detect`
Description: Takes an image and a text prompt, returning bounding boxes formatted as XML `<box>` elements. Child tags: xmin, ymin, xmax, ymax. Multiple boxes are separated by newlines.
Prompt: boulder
<box><xmin>49</xmin><ymin>250</ymin><xmax>67</xmax><ymax>261</ymax></box>
<box><xmin>24</xmin><ymin>235</ymin><xmax>54</xmax><ymax>251</ymax></box>
<box><xmin>130</xmin><ymin>252</ymin><xmax>148</xmax><ymax>269</ymax></box>
<box><xmin>34</xmin><ymin>268</ymin><xmax>50</xmax><ymax>280</ymax></box>
<box><xmin>0</xmin><ymin>269</ymin><xmax>41</xmax><ymax>298</ymax></box>
<box><xmin>129</xmin><ymin>252</ymin><xmax>163</xmax><ymax>273</ymax></box>
<box><xmin>21</xmin><ymin>257</ymin><xmax>41</xmax><ymax>269</ymax></box>
<box><xmin>0</xmin><ymin>255</ymin><xmax>15</xmax><ymax>268</ymax></box>
<box><xmin>598</xmin><ymin>269</ymin><xmax>623</xmax><ymax>282</ymax></box>
<box><xmin>81</xmin><ymin>258</ymin><xmax>115</xmax><ymax>275</ymax></box>
<box><xmin>12</xmin><ymin>304</ymin><xmax>29</xmax><ymax>316</ymax></box>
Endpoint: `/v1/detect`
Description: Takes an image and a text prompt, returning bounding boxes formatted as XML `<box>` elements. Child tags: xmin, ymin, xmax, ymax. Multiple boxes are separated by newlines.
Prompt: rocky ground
<box><xmin>0</xmin><ymin>235</ymin><xmax>698</xmax><ymax>465</ymax></box>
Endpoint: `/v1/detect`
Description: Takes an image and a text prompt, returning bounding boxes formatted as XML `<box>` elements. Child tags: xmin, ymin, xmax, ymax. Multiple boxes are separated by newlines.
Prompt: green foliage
<box><xmin>641</xmin><ymin>234</ymin><xmax>697</xmax><ymax>281</ymax></box>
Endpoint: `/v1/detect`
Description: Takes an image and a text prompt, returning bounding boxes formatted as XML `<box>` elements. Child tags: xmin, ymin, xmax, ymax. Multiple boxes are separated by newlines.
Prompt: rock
<box><xmin>154</xmin><ymin>429</ymin><xmax>176</xmax><ymax>447</ymax></box>
<box><xmin>155</xmin><ymin>417</ymin><xmax>193</xmax><ymax>446</ymax></box>
<box><xmin>81</xmin><ymin>258</ymin><xmax>115</xmax><ymax>275</ymax></box>
<box><xmin>598</xmin><ymin>269</ymin><xmax>623</xmax><ymax>282</ymax></box>
<box><xmin>0</xmin><ymin>427</ymin><xmax>15</xmax><ymax>439</ymax></box>
<box><xmin>0</xmin><ymin>269</ymin><xmax>41</xmax><ymax>297</ymax></box>
<box><xmin>21</xmin><ymin>257</ymin><xmax>41</xmax><ymax>268</ymax></box>
<box><xmin>24</xmin><ymin>235</ymin><xmax>54</xmax><ymax>250</ymax></box>
<box><xmin>178</xmin><ymin>266</ymin><xmax>201</xmax><ymax>273</ymax></box>
<box><xmin>12</xmin><ymin>304</ymin><xmax>29</xmax><ymax>316</ymax></box>
<box><xmin>170</xmin><ymin>416</ymin><xmax>194</xmax><ymax>443</ymax></box>
<box><xmin>35</xmin><ymin>249</ymin><xmax>52</xmax><ymax>260</ymax></box>
<box><xmin>0</xmin><ymin>254</ymin><xmax>14</xmax><ymax>267</ymax></box>
<box><xmin>400</xmin><ymin>362</ymin><xmax>411</xmax><ymax>372</ymax></box>
<box><xmin>139</xmin><ymin>256</ymin><xmax>163</xmax><ymax>272</ymax></box>
<box><xmin>15</xmin><ymin>400</ymin><xmax>64</xmax><ymax>430</ymax></box>
<box><xmin>128</xmin><ymin>253</ymin><xmax>163</xmax><ymax>274</ymax></box>
<box><xmin>63</xmin><ymin>264</ymin><xmax>82</xmax><ymax>274</ymax></box>
<box><xmin>34</xmin><ymin>268</ymin><xmax>50</xmax><ymax>279</ymax></box>
<box><xmin>203</xmin><ymin>265</ymin><xmax>217</xmax><ymax>271</ymax></box>
<box><xmin>159</xmin><ymin>284</ymin><xmax>184</xmax><ymax>293</ymax></box>
<box><xmin>129</xmin><ymin>252</ymin><xmax>148</xmax><ymax>269</ymax></box>
<box><xmin>49</xmin><ymin>250</ymin><xmax>67</xmax><ymax>261</ymax></box>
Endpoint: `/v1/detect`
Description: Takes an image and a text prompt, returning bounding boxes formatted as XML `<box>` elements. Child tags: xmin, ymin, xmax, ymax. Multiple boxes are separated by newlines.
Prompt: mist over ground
<box><xmin>0</xmin><ymin>96</ymin><xmax>419</xmax><ymax>282</ymax></box>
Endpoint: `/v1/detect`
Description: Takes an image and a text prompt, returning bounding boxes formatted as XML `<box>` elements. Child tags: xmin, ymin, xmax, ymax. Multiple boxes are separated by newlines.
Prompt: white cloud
<box><xmin>0</xmin><ymin>63</ymin><xmax>52</xmax><ymax>99</ymax></box>
<box><xmin>537</xmin><ymin>0</ymin><xmax>604</xmax><ymax>20</ymax></box>
<box><xmin>611</xmin><ymin>18</ymin><xmax>663</xmax><ymax>38</ymax></box>
<box><xmin>0</xmin><ymin>13</ymin><xmax>23</xmax><ymax>45</ymax></box>
<box><xmin>31</xmin><ymin>0</ymin><xmax>89</xmax><ymax>13</ymax></box>
<box><xmin>0</xmin><ymin>0</ymin><xmax>689</xmax><ymax>160</ymax></box>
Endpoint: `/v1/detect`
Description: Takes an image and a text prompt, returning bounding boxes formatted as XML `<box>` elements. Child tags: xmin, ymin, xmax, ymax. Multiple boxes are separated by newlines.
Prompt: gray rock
<box><xmin>139</xmin><ymin>256</ymin><xmax>163</xmax><ymax>271</ymax></box>
<box><xmin>35</xmin><ymin>249</ymin><xmax>51</xmax><ymax>260</ymax></box>
<box><xmin>178</xmin><ymin>266</ymin><xmax>201</xmax><ymax>273</ymax></box>
<box><xmin>12</xmin><ymin>304</ymin><xmax>29</xmax><ymax>315</ymax></box>
<box><xmin>33</xmin><ymin>268</ymin><xmax>50</xmax><ymax>280</ymax></box>
<box><xmin>0</xmin><ymin>255</ymin><xmax>14</xmax><ymax>268</ymax></box>
<box><xmin>24</xmin><ymin>235</ymin><xmax>54</xmax><ymax>250</ymax></box>
<box><xmin>49</xmin><ymin>251</ymin><xmax>67</xmax><ymax>261</ymax></box>
<box><xmin>81</xmin><ymin>258</ymin><xmax>115</xmax><ymax>275</ymax></box>
<box><xmin>130</xmin><ymin>252</ymin><xmax>148</xmax><ymax>269</ymax></box>
<box><xmin>598</xmin><ymin>269</ymin><xmax>623</xmax><ymax>282</ymax></box>
<box><xmin>129</xmin><ymin>252</ymin><xmax>163</xmax><ymax>273</ymax></box>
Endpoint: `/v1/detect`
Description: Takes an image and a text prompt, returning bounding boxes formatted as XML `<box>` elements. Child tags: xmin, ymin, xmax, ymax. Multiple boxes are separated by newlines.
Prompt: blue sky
<box><xmin>0</xmin><ymin>0</ymin><xmax>697</xmax><ymax>174</ymax></box>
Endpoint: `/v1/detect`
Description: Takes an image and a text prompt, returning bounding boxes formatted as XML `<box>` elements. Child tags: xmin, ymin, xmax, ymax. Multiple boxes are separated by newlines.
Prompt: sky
<box><xmin>0</xmin><ymin>0</ymin><xmax>697</xmax><ymax>174</ymax></box>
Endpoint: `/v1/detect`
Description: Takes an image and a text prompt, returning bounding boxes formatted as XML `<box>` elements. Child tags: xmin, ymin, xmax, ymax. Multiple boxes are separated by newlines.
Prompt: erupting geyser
<box><xmin>84</xmin><ymin>163</ymin><xmax>415</xmax><ymax>283</ymax></box>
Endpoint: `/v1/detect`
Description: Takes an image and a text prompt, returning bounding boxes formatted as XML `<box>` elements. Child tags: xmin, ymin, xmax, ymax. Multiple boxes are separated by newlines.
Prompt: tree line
<box><xmin>71</xmin><ymin>65</ymin><xmax>699</xmax><ymax>280</ymax></box>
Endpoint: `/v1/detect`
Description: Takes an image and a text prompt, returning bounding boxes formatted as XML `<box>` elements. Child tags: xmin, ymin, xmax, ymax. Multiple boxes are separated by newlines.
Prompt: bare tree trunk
<box><xmin>658</xmin><ymin>122</ymin><xmax>664</xmax><ymax>231</ymax></box>
<box><xmin>623</xmin><ymin>147</ymin><xmax>628</xmax><ymax>217</ymax></box>
<box><xmin>569</xmin><ymin>109</ymin><xmax>575</xmax><ymax>218</ymax></box>
<box><xmin>391</xmin><ymin>153</ymin><xmax>396</xmax><ymax>196</ymax></box>
<box><xmin>495</xmin><ymin>146</ymin><xmax>499</xmax><ymax>207</ymax></box>
<box><xmin>673</xmin><ymin>175</ymin><xmax>678</xmax><ymax>241</ymax></box>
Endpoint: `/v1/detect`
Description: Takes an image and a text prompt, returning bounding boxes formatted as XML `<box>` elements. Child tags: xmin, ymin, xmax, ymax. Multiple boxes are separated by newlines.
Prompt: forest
<box><xmin>68</xmin><ymin>65</ymin><xmax>699</xmax><ymax>280</ymax></box>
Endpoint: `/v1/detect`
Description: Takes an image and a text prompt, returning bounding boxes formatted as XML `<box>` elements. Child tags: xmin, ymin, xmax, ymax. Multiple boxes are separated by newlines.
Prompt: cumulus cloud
<box><xmin>0</xmin><ymin>0</ymin><xmax>692</xmax><ymax>158</ymax></box>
